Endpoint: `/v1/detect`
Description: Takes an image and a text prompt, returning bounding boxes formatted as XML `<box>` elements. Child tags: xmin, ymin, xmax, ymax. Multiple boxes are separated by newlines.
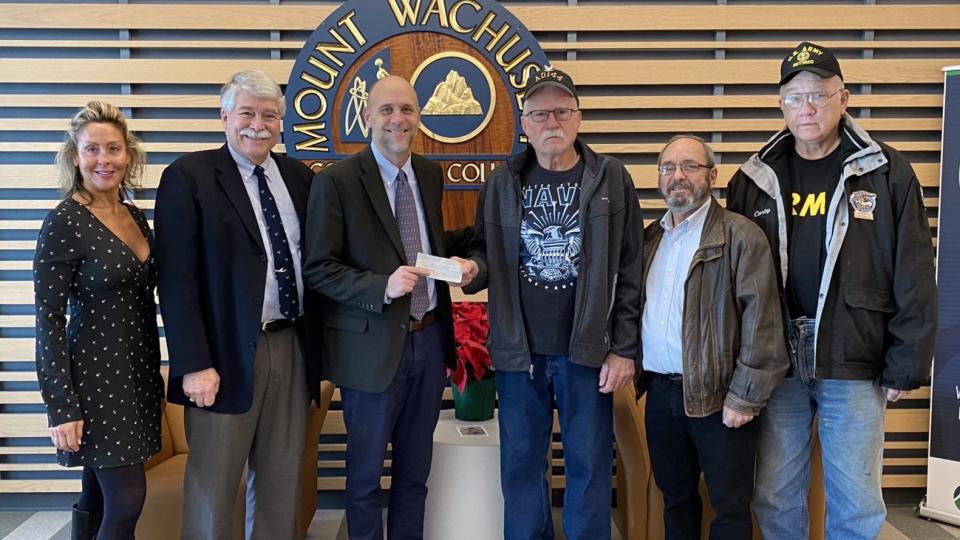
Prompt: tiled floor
<box><xmin>0</xmin><ymin>508</ymin><xmax>619</xmax><ymax>540</ymax></box>
<box><xmin>881</xmin><ymin>506</ymin><xmax>960</xmax><ymax>540</ymax></box>
<box><xmin>0</xmin><ymin>505</ymin><xmax>957</xmax><ymax>539</ymax></box>
<box><xmin>300</xmin><ymin>509</ymin><xmax>622</xmax><ymax>540</ymax></box>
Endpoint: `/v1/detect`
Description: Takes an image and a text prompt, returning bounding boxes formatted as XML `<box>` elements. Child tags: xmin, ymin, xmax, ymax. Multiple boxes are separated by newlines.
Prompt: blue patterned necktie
<box><xmin>254</xmin><ymin>165</ymin><xmax>299</xmax><ymax>320</ymax></box>
<box><xmin>394</xmin><ymin>169</ymin><xmax>429</xmax><ymax>320</ymax></box>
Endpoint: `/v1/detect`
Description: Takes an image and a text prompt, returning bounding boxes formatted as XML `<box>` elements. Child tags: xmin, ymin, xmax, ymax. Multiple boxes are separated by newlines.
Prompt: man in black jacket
<box><xmin>464</xmin><ymin>67</ymin><xmax>643</xmax><ymax>540</ymax></box>
<box><xmin>303</xmin><ymin>76</ymin><xmax>475</xmax><ymax>540</ymax></box>
<box><xmin>726</xmin><ymin>42</ymin><xmax>938</xmax><ymax>540</ymax></box>
<box><xmin>155</xmin><ymin>69</ymin><xmax>317</xmax><ymax>539</ymax></box>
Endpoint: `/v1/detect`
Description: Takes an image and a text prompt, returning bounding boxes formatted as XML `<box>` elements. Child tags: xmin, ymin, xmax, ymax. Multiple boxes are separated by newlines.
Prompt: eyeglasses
<box><xmin>522</xmin><ymin>108</ymin><xmax>579</xmax><ymax>123</ymax></box>
<box><xmin>659</xmin><ymin>161</ymin><xmax>711</xmax><ymax>177</ymax></box>
<box><xmin>781</xmin><ymin>88</ymin><xmax>844</xmax><ymax>110</ymax></box>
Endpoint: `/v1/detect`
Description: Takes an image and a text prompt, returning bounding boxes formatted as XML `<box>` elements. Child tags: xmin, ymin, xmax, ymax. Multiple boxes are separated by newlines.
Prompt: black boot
<box><xmin>71</xmin><ymin>504</ymin><xmax>95</xmax><ymax>540</ymax></box>
<box><xmin>90</xmin><ymin>508</ymin><xmax>102</xmax><ymax>539</ymax></box>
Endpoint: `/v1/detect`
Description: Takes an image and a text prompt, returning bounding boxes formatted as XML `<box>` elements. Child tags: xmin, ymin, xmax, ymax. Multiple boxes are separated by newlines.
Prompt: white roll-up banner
<box><xmin>920</xmin><ymin>65</ymin><xmax>960</xmax><ymax>527</ymax></box>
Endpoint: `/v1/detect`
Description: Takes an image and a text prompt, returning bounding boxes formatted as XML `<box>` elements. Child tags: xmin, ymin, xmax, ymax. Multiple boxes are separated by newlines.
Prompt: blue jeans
<box><xmin>753</xmin><ymin>318</ymin><xmax>887</xmax><ymax>540</ymax></box>
<box><xmin>496</xmin><ymin>355</ymin><xmax>613</xmax><ymax>540</ymax></box>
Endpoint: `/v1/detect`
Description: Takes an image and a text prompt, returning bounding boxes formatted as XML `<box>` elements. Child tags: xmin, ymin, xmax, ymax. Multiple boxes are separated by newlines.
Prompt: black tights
<box><xmin>76</xmin><ymin>463</ymin><xmax>146</xmax><ymax>540</ymax></box>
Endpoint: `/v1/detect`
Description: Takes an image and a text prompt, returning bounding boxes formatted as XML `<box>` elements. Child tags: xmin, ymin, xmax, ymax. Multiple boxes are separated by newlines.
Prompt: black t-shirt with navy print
<box><xmin>519</xmin><ymin>160</ymin><xmax>583</xmax><ymax>356</ymax></box>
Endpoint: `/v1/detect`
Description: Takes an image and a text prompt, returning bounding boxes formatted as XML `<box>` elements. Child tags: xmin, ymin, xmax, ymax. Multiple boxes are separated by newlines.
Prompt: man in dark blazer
<box><xmin>154</xmin><ymin>69</ymin><xmax>318</xmax><ymax>540</ymax></box>
<box><xmin>303</xmin><ymin>75</ymin><xmax>475</xmax><ymax>540</ymax></box>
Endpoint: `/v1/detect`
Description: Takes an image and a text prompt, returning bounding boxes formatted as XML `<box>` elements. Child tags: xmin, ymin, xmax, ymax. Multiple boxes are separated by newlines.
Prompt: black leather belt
<box><xmin>408</xmin><ymin>310</ymin><xmax>435</xmax><ymax>332</ymax></box>
<box><xmin>652</xmin><ymin>372</ymin><xmax>683</xmax><ymax>382</ymax></box>
<box><xmin>261</xmin><ymin>319</ymin><xmax>295</xmax><ymax>333</ymax></box>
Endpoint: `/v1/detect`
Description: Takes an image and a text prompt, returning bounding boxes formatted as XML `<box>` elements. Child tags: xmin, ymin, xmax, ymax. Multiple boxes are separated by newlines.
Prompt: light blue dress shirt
<box><xmin>641</xmin><ymin>198</ymin><xmax>712</xmax><ymax>375</ymax></box>
<box><xmin>370</xmin><ymin>143</ymin><xmax>437</xmax><ymax>311</ymax></box>
<box><xmin>228</xmin><ymin>144</ymin><xmax>305</xmax><ymax>322</ymax></box>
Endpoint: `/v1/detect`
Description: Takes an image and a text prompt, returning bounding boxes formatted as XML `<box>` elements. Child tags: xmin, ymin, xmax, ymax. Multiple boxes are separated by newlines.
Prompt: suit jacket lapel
<box><xmin>359</xmin><ymin>147</ymin><xmax>406</xmax><ymax>260</ymax></box>
<box><xmin>215</xmin><ymin>144</ymin><xmax>266</xmax><ymax>254</ymax></box>
<box><xmin>412</xmin><ymin>155</ymin><xmax>444</xmax><ymax>255</ymax></box>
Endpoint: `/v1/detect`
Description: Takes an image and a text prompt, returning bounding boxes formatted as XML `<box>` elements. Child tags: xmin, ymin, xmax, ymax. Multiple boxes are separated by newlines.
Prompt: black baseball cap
<box><xmin>524</xmin><ymin>66</ymin><xmax>579</xmax><ymax>105</ymax></box>
<box><xmin>779</xmin><ymin>42</ymin><xmax>843</xmax><ymax>86</ymax></box>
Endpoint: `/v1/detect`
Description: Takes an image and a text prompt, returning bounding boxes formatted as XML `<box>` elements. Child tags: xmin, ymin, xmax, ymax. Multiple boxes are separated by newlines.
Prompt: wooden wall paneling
<box><xmin>0</xmin><ymin>162</ymin><xmax>946</xmax><ymax>190</ymax></box>
<box><xmin>0</xmin><ymin>93</ymin><xmax>944</xmax><ymax>110</ymax></box>
<box><xmin>1</xmin><ymin>4</ymin><xmax>959</xmax><ymax>31</ymax></box>
<box><xmin>0</xmin><ymin>58</ymin><xmax>955</xmax><ymax>85</ymax></box>
<box><xmin>5</xmin><ymin>38</ymin><xmax>960</xmax><ymax>52</ymax></box>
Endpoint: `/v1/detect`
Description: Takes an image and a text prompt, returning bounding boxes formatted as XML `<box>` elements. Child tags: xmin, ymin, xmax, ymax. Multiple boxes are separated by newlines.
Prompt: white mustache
<box><xmin>239</xmin><ymin>127</ymin><xmax>272</xmax><ymax>140</ymax></box>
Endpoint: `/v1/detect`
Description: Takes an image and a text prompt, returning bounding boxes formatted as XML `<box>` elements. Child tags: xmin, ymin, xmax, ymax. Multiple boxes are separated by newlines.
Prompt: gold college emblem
<box><xmin>284</xmin><ymin>0</ymin><xmax>550</xmax><ymax>187</ymax></box>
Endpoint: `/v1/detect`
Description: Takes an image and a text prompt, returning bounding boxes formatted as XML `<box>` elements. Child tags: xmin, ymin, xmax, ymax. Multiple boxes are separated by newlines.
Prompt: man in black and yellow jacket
<box><xmin>726</xmin><ymin>41</ymin><xmax>938</xmax><ymax>540</ymax></box>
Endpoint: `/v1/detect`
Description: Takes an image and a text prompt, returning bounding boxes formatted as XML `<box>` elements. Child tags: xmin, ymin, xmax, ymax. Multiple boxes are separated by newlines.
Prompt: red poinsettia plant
<box><xmin>450</xmin><ymin>302</ymin><xmax>491</xmax><ymax>393</ymax></box>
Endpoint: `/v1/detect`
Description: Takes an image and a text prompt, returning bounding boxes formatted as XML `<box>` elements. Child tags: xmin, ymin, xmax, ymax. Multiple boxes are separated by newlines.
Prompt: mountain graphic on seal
<box><xmin>421</xmin><ymin>70</ymin><xmax>482</xmax><ymax>115</ymax></box>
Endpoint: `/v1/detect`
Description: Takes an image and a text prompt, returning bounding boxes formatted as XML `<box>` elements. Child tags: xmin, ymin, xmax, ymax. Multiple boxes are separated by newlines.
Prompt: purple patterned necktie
<box><xmin>394</xmin><ymin>169</ymin><xmax>429</xmax><ymax>320</ymax></box>
<box><xmin>253</xmin><ymin>165</ymin><xmax>299</xmax><ymax>320</ymax></box>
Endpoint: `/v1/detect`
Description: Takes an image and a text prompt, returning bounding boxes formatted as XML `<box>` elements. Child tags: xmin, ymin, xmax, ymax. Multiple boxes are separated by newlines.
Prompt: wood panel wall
<box><xmin>1</xmin><ymin>1</ymin><xmax>954</xmax><ymax>499</ymax></box>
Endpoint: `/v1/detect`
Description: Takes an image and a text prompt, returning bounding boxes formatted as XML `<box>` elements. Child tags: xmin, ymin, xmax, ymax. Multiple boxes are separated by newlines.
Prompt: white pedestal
<box><xmin>423</xmin><ymin>409</ymin><xmax>504</xmax><ymax>540</ymax></box>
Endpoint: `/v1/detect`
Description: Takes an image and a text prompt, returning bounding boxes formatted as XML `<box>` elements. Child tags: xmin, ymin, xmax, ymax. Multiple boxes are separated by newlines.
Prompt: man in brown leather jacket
<box><xmin>640</xmin><ymin>135</ymin><xmax>789</xmax><ymax>540</ymax></box>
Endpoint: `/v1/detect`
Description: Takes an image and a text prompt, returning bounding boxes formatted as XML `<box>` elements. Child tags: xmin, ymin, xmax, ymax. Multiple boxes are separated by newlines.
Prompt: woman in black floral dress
<box><xmin>34</xmin><ymin>101</ymin><xmax>162</xmax><ymax>540</ymax></box>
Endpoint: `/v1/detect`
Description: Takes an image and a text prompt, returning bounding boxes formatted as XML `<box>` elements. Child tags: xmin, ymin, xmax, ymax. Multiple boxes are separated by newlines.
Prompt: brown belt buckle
<box><xmin>261</xmin><ymin>319</ymin><xmax>294</xmax><ymax>333</ymax></box>
<box><xmin>408</xmin><ymin>311</ymin><xmax>435</xmax><ymax>332</ymax></box>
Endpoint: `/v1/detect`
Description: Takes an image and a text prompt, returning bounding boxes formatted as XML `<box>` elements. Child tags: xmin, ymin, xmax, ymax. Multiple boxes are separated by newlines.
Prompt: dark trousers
<box><xmin>341</xmin><ymin>321</ymin><xmax>447</xmax><ymax>540</ymax></box>
<box><xmin>644</xmin><ymin>375</ymin><xmax>757</xmax><ymax>540</ymax></box>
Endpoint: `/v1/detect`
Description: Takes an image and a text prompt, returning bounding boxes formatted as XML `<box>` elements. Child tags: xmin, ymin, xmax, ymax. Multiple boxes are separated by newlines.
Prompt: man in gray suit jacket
<box><xmin>303</xmin><ymin>76</ymin><xmax>475</xmax><ymax>540</ymax></box>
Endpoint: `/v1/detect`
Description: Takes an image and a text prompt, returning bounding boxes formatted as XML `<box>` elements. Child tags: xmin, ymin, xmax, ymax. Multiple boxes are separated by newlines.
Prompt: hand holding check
<box><xmin>415</xmin><ymin>253</ymin><xmax>478</xmax><ymax>288</ymax></box>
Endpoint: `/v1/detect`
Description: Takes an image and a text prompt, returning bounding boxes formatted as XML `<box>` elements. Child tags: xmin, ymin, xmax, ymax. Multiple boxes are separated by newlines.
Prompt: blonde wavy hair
<box><xmin>55</xmin><ymin>101</ymin><xmax>146</xmax><ymax>200</ymax></box>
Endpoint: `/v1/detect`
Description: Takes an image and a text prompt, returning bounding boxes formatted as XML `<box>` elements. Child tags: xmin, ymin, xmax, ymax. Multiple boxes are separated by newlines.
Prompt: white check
<box><xmin>415</xmin><ymin>253</ymin><xmax>463</xmax><ymax>283</ymax></box>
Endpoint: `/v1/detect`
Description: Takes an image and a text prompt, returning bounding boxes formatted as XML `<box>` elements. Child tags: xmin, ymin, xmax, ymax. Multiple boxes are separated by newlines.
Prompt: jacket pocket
<box><xmin>324</xmin><ymin>313</ymin><xmax>368</xmax><ymax>333</ymax></box>
<box><xmin>840</xmin><ymin>286</ymin><xmax>892</xmax><ymax>364</ymax></box>
<box><xmin>700</xmin><ymin>309</ymin><xmax>721</xmax><ymax>392</ymax></box>
<box><xmin>843</xmin><ymin>287</ymin><xmax>895</xmax><ymax>313</ymax></box>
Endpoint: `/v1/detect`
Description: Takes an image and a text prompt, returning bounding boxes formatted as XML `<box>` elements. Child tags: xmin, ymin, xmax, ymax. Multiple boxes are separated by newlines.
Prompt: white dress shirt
<box><xmin>641</xmin><ymin>198</ymin><xmax>712</xmax><ymax>375</ymax></box>
<box><xmin>227</xmin><ymin>145</ymin><xmax>305</xmax><ymax>322</ymax></box>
